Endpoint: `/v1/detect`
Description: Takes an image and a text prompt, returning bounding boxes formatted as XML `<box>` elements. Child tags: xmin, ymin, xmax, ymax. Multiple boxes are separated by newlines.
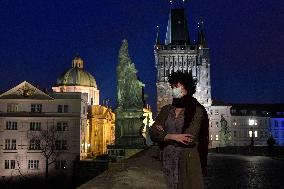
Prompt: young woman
<box><xmin>150</xmin><ymin>71</ymin><xmax>209</xmax><ymax>189</ymax></box>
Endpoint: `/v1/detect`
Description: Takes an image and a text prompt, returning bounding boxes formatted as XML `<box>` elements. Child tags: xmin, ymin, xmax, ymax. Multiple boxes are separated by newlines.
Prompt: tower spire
<box><xmin>197</xmin><ymin>17</ymin><xmax>207</xmax><ymax>48</ymax></box>
<box><xmin>165</xmin><ymin>7</ymin><xmax>190</xmax><ymax>45</ymax></box>
<box><xmin>155</xmin><ymin>26</ymin><xmax>161</xmax><ymax>45</ymax></box>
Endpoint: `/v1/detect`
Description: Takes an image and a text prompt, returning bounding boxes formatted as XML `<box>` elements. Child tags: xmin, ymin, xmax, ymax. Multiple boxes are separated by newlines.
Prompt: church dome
<box><xmin>56</xmin><ymin>56</ymin><xmax>97</xmax><ymax>88</ymax></box>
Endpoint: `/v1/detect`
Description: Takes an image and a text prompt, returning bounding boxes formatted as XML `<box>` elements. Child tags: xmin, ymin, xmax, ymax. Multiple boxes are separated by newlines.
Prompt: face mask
<box><xmin>172</xmin><ymin>86</ymin><xmax>184</xmax><ymax>98</ymax></box>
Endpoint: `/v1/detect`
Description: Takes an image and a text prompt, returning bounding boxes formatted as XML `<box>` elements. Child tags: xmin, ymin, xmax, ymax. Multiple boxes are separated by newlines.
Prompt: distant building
<box><xmin>154</xmin><ymin>8</ymin><xmax>212</xmax><ymax>113</ymax></box>
<box><xmin>88</xmin><ymin>105</ymin><xmax>115</xmax><ymax>157</ymax></box>
<box><xmin>0</xmin><ymin>81</ymin><xmax>88</xmax><ymax>178</ymax></box>
<box><xmin>229</xmin><ymin>104</ymin><xmax>271</xmax><ymax>147</ymax></box>
<box><xmin>209</xmin><ymin>103</ymin><xmax>284</xmax><ymax>148</ymax></box>
<box><xmin>269</xmin><ymin>111</ymin><xmax>284</xmax><ymax>146</ymax></box>
<box><xmin>52</xmin><ymin>56</ymin><xmax>99</xmax><ymax>105</ymax></box>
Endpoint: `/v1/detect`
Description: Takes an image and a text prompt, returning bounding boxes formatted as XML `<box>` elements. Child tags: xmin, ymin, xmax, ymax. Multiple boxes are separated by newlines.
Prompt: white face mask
<box><xmin>172</xmin><ymin>86</ymin><xmax>184</xmax><ymax>98</ymax></box>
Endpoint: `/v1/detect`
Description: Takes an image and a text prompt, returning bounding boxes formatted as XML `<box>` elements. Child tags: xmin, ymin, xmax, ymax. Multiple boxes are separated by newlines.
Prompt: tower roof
<box><xmin>165</xmin><ymin>8</ymin><xmax>190</xmax><ymax>45</ymax></box>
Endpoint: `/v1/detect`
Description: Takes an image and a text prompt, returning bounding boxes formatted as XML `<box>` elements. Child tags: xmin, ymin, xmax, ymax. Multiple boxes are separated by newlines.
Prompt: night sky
<box><xmin>1</xmin><ymin>0</ymin><xmax>284</xmax><ymax>113</ymax></box>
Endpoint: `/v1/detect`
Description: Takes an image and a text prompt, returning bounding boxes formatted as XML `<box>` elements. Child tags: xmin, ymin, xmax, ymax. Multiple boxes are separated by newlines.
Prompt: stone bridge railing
<box><xmin>77</xmin><ymin>146</ymin><xmax>167</xmax><ymax>189</ymax></box>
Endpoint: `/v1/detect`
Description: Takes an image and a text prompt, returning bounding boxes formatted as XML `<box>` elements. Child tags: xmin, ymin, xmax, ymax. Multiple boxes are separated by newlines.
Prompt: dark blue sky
<box><xmin>1</xmin><ymin>0</ymin><xmax>284</xmax><ymax>112</ymax></box>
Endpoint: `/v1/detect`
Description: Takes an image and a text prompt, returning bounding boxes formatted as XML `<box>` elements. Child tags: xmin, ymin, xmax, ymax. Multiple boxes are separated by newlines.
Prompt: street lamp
<box><xmin>249</xmin><ymin>119</ymin><xmax>257</xmax><ymax>146</ymax></box>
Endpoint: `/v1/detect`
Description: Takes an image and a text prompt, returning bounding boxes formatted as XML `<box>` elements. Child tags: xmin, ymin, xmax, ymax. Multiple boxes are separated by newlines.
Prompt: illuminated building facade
<box><xmin>88</xmin><ymin>105</ymin><xmax>115</xmax><ymax>157</ymax></box>
<box><xmin>0</xmin><ymin>81</ymin><xmax>88</xmax><ymax>177</ymax></box>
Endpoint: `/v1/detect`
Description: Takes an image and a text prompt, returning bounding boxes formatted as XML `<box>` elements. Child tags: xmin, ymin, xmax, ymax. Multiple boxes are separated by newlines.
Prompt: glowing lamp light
<box><xmin>87</xmin><ymin>143</ymin><xmax>90</xmax><ymax>147</ymax></box>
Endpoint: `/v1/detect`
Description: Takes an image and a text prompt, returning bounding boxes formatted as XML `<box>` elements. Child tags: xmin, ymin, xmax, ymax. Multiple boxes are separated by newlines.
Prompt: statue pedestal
<box><xmin>108</xmin><ymin>108</ymin><xmax>146</xmax><ymax>161</ymax></box>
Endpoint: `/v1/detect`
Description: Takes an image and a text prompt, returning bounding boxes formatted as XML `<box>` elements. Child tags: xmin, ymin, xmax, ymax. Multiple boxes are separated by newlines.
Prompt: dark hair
<box><xmin>168</xmin><ymin>71</ymin><xmax>196</xmax><ymax>96</ymax></box>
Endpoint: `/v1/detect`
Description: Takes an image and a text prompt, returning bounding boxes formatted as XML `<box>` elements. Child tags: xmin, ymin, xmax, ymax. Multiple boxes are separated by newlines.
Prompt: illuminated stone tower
<box><xmin>154</xmin><ymin>7</ymin><xmax>212</xmax><ymax>112</ymax></box>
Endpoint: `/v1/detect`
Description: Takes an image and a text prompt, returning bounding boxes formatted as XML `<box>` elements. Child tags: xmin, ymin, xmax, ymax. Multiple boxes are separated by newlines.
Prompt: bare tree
<box><xmin>29</xmin><ymin>123</ymin><xmax>65</xmax><ymax>184</ymax></box>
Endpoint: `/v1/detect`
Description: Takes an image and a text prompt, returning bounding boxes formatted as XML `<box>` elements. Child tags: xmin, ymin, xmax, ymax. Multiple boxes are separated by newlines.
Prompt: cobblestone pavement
<box><xmin>205</xmin><ymin>153</ymin><xmax>284</xmax><ymax>189</ymax></box>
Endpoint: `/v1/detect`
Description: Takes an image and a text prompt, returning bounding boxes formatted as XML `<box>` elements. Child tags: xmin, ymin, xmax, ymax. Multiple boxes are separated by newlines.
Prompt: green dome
<box><xmin>56</xmin><ymin>56</ymin><xmax>97</xmax><ymax>88</ymax></box>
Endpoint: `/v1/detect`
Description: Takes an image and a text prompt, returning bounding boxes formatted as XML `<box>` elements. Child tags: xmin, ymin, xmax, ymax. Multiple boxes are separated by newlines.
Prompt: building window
<box><xmin>210</xmin><ymin>134</ymin><xmax>213</xmax><ymax>141</ymax></box>
<box><xmin>216</xmin><ymin>135</ymin><xmax>219</xmax><ymax>141</ymax></box>
<box><xmin>234</xmin><ymin>131</ymin><xmax>237</xmax><ymax>137</ymax></box>
<box><xmin>31</xmin><ymin>104</ymin><xmax>42</xmax><ymax>113</ymax></box>
<box><xmin>55</xmin><ymin>160</ymin><xmax>67</xmax><ymax>170</ymax></box>
<box><xmin>275</xmin><ymin>132</ymin><xmax>279</xmax><ymax>138</ymax></box>
<box><xmin>57</xmin><ymin>122</ymin><xmax>68</xmax><ymax>131</ymax></box>
<box><xmin>28</xmin><ymin>160</ymin><xmax>39</xmax><ymax>169</ymax></box>
<box><xmin>58</xmin><ymin>105</ymin><xmax>69</xmax><ymax>113</ymax></box>
<box><xmin>63</xmin><ymin>105</ymin><xmax>68</xmax><ymax>113</ymax></box>
<box><xmin>55</xmin><ymin>140</ymin><xmax>67</xmax><ymax>150</ymax></box>
<box><xmin>5</xmin><ymin>139</ymin><xmax>16</xmax><ymax>150</ymax></box>
<box><xmin>7</xmin><ymin>103</ymin><xmax>18</xmax><ymax>112</ymax></box>
<box><xmin>30</xmin><ymin>122</ymin><xmax>41</xmax><ymax>131</ymax></box>
<box><xmin>275</xmin><ymin>120</ymin><xmax>279</xmax><ymax>127</ymax></box>
<box><xmin>249</xmin><ymin>131</ymin><xmax>253</xmax><ymax>138</ymax></box>
<box><xmin>29</xmin><ymin>140</ymin><xmax>41</xmax><ymax>150</ymax></box>
<box><xmin>58</xmin><ymin>105</ymin><xmax>63</xmax><ymax>113</ymax></box>
<box><xmin>282</xmin><ymin>121</ymin><xmax>284</xmax><ymax>127</ymax></box>
<box><xmin>6</xmin><ymin>121</ymin><xmax>17</xmax><ymax>130</ymax></box>
<box><xmin>215</xmin><ymin>110</ymin><xmax>219</xmax><ymax>115</ymax></box>
<box><xmin>5</xmin><ymin>160</ymin><xmax>16</xmax><ymax>169</ymax></box>
<box><xmin>215</xmin><ymin>122</ymin><xmax>219</xmax><ymax>127</ymax></box>
<box><xmin>254</xmin><ymin>131</ymin><xmax>258</xmax><ymax>138</ymax></box>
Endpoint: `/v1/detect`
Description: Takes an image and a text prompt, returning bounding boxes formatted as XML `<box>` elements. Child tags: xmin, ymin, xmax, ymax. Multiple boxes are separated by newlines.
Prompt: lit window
<box><xmin>254</xmin><ymin>131</ymin><xmax>258</xmax><ymax>138</ymax></box>
<box><xmin>216</xmin><ymin>135</ymin><xmax>219</xmax><ymax>141</ymax></box>
<box><xmin>210</xmin><ymin>134</ymin><xmax>213</xmax><ymax>141</ymax></box>
<box><xmin>249</xmin><ymin>119</ymin><xmax>257</xmax><ymax>126</ymax></box>
<box><xmin>249</xmin><ymin>131</ymin><xmax>253</xmax><ymax>138</ymax></box>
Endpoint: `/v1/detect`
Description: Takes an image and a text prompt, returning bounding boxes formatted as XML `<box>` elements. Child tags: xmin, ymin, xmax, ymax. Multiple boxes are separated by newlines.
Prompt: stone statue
<box><xmin>108</xmin><ymin>40</ymin><xmax>146</xmax><ymax>161</ymax></box>
<box><xmin>220</xmin><ymin>114</ymin><xmax>231</xmax><ymax>146</ymax></box>
<box><xmin>117</xmin><ymin>39</ymin><xmax>144</xmax><ymax>109</ymax></box>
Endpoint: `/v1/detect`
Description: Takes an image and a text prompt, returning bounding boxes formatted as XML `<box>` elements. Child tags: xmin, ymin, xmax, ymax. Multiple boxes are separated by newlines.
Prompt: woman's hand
<box><xmin>155</xmin><ymin>125</ymin><xmax>164</xmax><ymax>131</ymax></box>
<box><xmin>165</xmin><ymin>134</ymin><xmax>195</xmax><ymax>145</ymax></box>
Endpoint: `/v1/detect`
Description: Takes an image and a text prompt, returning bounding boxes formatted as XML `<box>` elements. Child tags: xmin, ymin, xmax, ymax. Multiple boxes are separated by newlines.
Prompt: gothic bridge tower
<box><xmin>154</xmin><ymin>5</ymin><xmax>212</xmax><ymax>113</ymax></box>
